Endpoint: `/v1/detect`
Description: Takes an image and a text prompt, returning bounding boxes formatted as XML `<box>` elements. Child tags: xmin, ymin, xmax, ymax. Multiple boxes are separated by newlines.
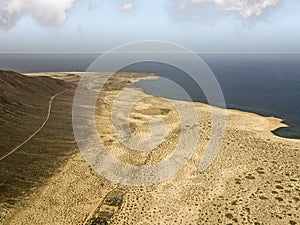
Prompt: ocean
<box><xmin>1</xmin><ymin>53</ymin><xmax>299</xmax><ymax>138</ymax></box>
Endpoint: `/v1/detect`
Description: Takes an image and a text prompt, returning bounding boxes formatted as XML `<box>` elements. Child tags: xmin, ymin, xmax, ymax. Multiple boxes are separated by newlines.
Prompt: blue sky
<box><xmin>0</xmin><ymin>0</ymin><xmax>299</xmax><ymax>53</ymax></box>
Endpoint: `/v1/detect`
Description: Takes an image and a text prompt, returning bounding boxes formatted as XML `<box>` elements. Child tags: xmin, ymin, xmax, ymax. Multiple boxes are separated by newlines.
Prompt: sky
<box><xmin>0</xmin><ymin>0</ymin><xmax>299</xmax><ymax>53</ymax></box>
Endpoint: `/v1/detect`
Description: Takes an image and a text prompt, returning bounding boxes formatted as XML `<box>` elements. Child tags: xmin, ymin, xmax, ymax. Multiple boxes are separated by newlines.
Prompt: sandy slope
<box><xmin>6</xmin><ymin>73</ymin><xmax>300</xmax><ymax>225</ymax></box>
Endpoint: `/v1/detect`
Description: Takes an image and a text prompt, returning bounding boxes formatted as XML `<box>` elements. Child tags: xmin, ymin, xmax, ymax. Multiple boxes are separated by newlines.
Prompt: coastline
<box><xmin>7</xmin><ymin>71</ymin><xmax>299</xmax><ymax>224</ymax></box>
<box><xmin>134</xmin><ymin>76</ymin><xmax>300</xmax><ymax>140</ymax></box>
<box><xmin>134</xmin><ymin>77</ymin><xmax>300</xmax><ymax>142</ymax></box>
<box><xmin>26</xmin><ymin>71</ymin><xmax>299</xmax><ymax>140</ymax></box>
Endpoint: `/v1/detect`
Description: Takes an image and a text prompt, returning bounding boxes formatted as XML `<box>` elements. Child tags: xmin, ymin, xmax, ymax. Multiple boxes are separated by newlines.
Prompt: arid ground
<box><xmin>0</xmin><ymin>71</ymin><xmax>299</xmax><ymax>225</ymax></box>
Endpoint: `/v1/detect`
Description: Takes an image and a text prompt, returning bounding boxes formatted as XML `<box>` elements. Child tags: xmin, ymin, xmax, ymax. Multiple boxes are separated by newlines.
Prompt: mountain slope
<box><xmin>0</xmin><ymin>70</ymin><xmax>77</xmax><ymax>222</ymax></box>
<box><xmin>0</xmin><ymin>70</ymin><xmax>71</xmax><ymax>154</ymax></box>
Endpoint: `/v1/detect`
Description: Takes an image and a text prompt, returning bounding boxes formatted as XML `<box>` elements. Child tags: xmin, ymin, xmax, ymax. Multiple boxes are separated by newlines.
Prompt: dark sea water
<box><xmin>0</xmin><ymin>54</ymin><xmax>299</xmax><ymax>138</ymax></box>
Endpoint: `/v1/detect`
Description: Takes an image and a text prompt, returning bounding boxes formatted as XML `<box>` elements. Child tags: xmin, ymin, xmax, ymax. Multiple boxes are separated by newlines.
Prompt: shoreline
<box><xmin>26</xmin><ymin>71</ymin><xmax>299</xmax><ymax>141</ymax></box>
<box><xmin>6</xmin><ymin>71</ymin><xmax>299</xmax><ymax>224</ymax></box>
<box><xmin>133</xmin><ymin>80</ymin><xmax>300</xmax><ymax>142</ymax></box>
<box><xmin>134</xmin><ymin>78</ymin><xmax>300</xmax><ymax>140</ymax></box>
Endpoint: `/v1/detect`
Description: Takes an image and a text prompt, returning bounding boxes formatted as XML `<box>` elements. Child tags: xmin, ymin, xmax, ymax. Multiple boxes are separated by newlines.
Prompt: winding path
<box><xmin>0</xmin><ymin>89</ymin><xmax>68</xmax><ymax>161</ymax></box>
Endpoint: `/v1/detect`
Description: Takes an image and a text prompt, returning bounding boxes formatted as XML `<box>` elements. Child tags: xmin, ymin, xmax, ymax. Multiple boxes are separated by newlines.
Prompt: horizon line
<box><xmin>0</xmin><ymin>52</ymin><xmax>300</xmax><ymax>54</ymax></box>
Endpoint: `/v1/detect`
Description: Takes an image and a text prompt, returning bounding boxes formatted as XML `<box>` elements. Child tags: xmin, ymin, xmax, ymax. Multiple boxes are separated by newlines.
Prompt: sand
<box><xmin>5</xmin><ymin>72</ymin><xmax>300</xmax><ymax>225</ymax></box>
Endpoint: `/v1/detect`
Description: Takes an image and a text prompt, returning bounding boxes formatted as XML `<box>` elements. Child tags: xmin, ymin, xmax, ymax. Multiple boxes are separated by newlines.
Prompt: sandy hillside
<box><xmin>5</xmin><ymin>72</ymin><xmax>300</xmax><ymax>225</ymax></box>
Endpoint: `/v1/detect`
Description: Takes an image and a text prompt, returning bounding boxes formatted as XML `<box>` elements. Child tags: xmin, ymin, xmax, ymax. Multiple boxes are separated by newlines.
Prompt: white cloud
<box><xmin>178</xmin><ymin>0</ymin><xmax>280</xmax><ymax>18</ymax></box>
<box><xmin>120</xmin><ymin>1</ymin><xmax>134</xmax><ymax>11</ymax></box>
<box><xmin>0</xmin><ymin>0</ymin><xmax>76</xmax><ymax>30</ymax></box>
